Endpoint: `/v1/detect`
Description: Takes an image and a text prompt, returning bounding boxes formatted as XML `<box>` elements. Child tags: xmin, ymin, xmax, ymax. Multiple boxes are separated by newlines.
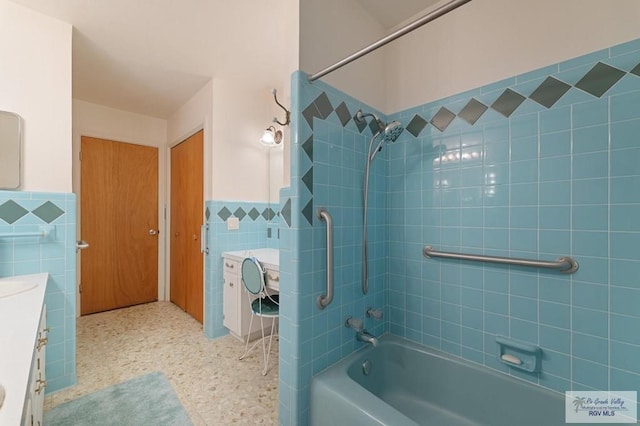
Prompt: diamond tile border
<box><xmin>295</xmin><ymin>57</ymin><xmax>639</xmax><ymax>231</ymax></box>
<box><xmin>213</xmin><ymin>204</ymin><xmax>278</xmax><ymax>222</ymax></box>
<box><xmin>32</xmin><ymin>201</ymin><xmax>65</xmax><ymax>224</ymax></box>
<box><xmin>0</xmin><ymin>200</ymin><xmax>29</xmax><ymax>224</ymax></box>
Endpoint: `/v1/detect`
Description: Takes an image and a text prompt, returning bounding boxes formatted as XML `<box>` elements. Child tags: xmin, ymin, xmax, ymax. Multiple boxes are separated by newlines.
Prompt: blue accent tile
<box><xmin>572</xmin><ymin>307</ymin><xmax>608</xmax><ymax>338</ymax></box>
<box><xmin>610</xmin><ymin>368</ymin><xmax>640</xmax><ymax>394</ymax></box>
<box><xmin>573</xmin><ymin>178</ymin><xmax>608</xmax><ymax>205</ymax></box>
<box><xmin>540</xmin><ymin>301</ymin><xmax>570</xmax><ymax>329</ymax></box>
<box><xmin>559</xmin><ymin>48</ymin><xmax>609</xmax><ymax>71</ymax></box>
<box><xmin>611</xmin><ymin>147</ymin><xmax>640</xmax><ymax>177</ymax></box>
<box><xmin>611</xmin><ymin>232</ymin><xmax>640</xmax><ymax>261</ymax></box>
<box><xmin>611</xmin><ymin>90</ymin><xmax>640</xmax><ymax>122</ymax></box>
<box><xmin>539</xmin><ymin>277</ymin><xmax>570</xmax><ymax>304</ymax></box>
<box><xmin>611</xmin><ymin>314</ymin><xmax>640</xmax><ymax>345</ymax></box>
<box><xmin>611</xmin><ymin>118</ymin><xmax>640</xmax><ymax>150</ymax></box>
<box><xmin>573</xmin><ymin>151</ymin><xmax>609</xmax><ymax>179</ymax></box>
<box><xmin>611</xmin><ymin>287</ymin><xmax>640</xmax><ymax>317</ymax></box>
<box><xmin>539</xmin><ymin>206</ymin><xmax>570</xmax><ymax>229</ymax></box>
<box><xmin>611</xmin><ymin>341</ymin><xmax>640</xmax><ymax>374</ymax></box>
<box><xmin>571</xmin><ymin>231</ymin><xmax>608</xmax><ymax>258</ymax></box>
<box><xmin>610</xmin><ymin>259</ymin><xmax>640</xmax><ymax>289</ymax></box>
<box><xmin>573</xmin><ymin>358</ymin><xmax>609</xmax><ymax>390</ymax></box>
<box><xmin>572</xmin><ymin>98</ymin><xmax>609</xmax><ymax>128</ymax></box>
<box><xmin>539</xmin><ymin>180</ymin><xmax>570</xmax><ymax>205</ymax></box>
<box><xmin>540</xmin><ymin>156</ymin><xmax>571</xmax><ymax>182</ymax></box>
<box><xmin>572</xmin><ymin>282</ymin><xmax>608</xmax><ymax>311</ymax></box>
<box><xmin>540</xmin><ymin>131</ymin><xmax>570</xmax><ymax>158</ymax></box>
<box><xmin>540</xmin><ymin>107</ymin><xmax>570</xmax><ymax>134</ymax></box>
<box><xmin>572</xmin><ymin>205</ymin><xmax>608</xmax><ymax>231</ymax></box>
<box><xmin>611</xmin><ymin>176</ymin><xmax>640</xmax><ymax>204</ymax></box>
<box><xmin>510</xmin><ymin>113</ymin><xmax>538</xmax><ymax>139</ymax></box>
<box><xmin>510</xmin><ymin>159</ymin><xmax>538</xmax><ymax>184</ymax></box>
<box><xmin>540</xmin><ymin>325</ymin><xmax>570</xmax><ymax>354</ymax></box>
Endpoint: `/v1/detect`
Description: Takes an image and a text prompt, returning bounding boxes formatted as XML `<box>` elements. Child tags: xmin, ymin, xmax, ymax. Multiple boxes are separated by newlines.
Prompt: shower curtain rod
<box><xmin>308</xmin><ymin>0</ymin><xmax>473</xmax><ymax>82</ymax></box>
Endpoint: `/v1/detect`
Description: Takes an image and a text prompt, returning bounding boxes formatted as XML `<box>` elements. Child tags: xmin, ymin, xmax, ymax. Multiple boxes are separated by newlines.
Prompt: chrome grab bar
<box><xmin>317</xmin><ymin>207</ymin><xmax>334</xmax><ymax>309</ymax></box>
<box><xmin>423</xmin><ymin>246</ymin><xmax>579</xmax><ymax>274</ymax></box>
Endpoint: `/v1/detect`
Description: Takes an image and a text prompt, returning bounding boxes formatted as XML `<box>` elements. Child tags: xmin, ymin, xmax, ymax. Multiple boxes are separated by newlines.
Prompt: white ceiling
<box><xmin>10</xmin><ymin>0</ymin><xmax>439</xmax><ymax>119</ymax></box>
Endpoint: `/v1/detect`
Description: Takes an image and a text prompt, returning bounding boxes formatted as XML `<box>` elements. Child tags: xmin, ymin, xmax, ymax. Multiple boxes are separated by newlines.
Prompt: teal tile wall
<box><xmin>279</xmin><ymin>72</ymin><xmax>389</xmax><ymax>426</ymax></box>
<box><xmin>0</xmin><ymin>191</ymin><xmax>77</xmax><ymax>393</ymax></box>
<box><xmin>387</xmin><ymin>37</ymin><xmax>640</xmax><ymax>395</ymax></box>
<box><xmin>204</xmin><ymin>200</ymin><xmax>278</xmax><ymax>338</ymax></box>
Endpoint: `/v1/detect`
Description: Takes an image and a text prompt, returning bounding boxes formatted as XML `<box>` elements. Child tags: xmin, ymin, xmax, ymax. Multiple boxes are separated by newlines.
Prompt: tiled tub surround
<box><xmin>0</xmin><ymin>191</ymin><xmax>77</xmax><ymax>393</ymax></box>
<box><xmin>204</xmin><ymin>200</ymin><xmax>279</xmax><ymax>338</ymax></box>
<box><xmin>281</xmin><ymin>37</ymin><xmax>640</xmax><ymax>424</ymax></box>
<box><xmin>386</xmin><ymin>38</ymin><xmax>640</xmax><ymax>395</ymax></box>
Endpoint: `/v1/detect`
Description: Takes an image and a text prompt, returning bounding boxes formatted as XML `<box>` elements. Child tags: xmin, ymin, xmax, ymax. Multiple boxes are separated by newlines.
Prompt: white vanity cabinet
<box><xmin>23</xmin><ymin>305</ymin><xmax>48</xmax><ymax>426</ymax></box>
<box><xmin>221</xmin><ymin>249</ymin><xmax>279</xmax><ymax>342</ymax></box>
<box><xmin>222</xmin><ymin>258</ymin><xmax>241</xmax><ymax>337</ymax></box>
<box><xmin>0</xmin><ymin>273</ymin><xmax>49</xmax><ymax>426</ymax></box>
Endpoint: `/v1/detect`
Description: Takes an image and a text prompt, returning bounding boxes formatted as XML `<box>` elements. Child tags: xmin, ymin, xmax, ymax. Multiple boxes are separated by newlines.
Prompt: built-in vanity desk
<box><xmin>221</xmin><ymin>248</ymin><xmax>278</xmax><ymax>342</ymax></box>
<box><xmin>0</xmin><ymin>273</ymin><xmax>49</xmax><ymax>426</ymax></box>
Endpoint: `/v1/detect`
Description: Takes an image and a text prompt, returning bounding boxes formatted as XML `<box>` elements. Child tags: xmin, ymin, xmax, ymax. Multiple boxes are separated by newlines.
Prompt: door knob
<box><xmin>76</xmin><ymin>240</ymin><xmax>90</xmax><ymax>252</ymax></box>
<box><xmin>149</xmin><ymin>229</ymin><xmax>159</xmax><ymax>236</ymax></box>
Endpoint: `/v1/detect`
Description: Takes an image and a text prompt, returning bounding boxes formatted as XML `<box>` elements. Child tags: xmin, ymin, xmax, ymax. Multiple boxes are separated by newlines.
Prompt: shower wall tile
<box><xmin>280</xmin><ymin>72</ymin><xmax>388</xmax><ymax>426</ymax></box>
<box><xmin>386</xmin><ymin>38</ymin><xmax>640</xmax><ymax>398</ymax></box>
<box><xmin>0</xmin><ymin>190</ymin><xmax>77</xmax><ymax>393</ymax></box>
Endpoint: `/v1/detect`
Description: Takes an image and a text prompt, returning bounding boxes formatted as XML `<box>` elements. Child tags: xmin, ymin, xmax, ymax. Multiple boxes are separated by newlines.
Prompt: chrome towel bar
<box><xmin>423</xmin><ymin>246</ymin><xmax>579</xmax><ymax>274</ymax></box>
<box><xmin>0</xmin><ymin>225</ymin><xmax>55</xmax><ymax>239</ymax></box>
<box><xmin>317</xmin><ymin>207</ymin><xmax>334</xmax><ymax>309</ymax></box>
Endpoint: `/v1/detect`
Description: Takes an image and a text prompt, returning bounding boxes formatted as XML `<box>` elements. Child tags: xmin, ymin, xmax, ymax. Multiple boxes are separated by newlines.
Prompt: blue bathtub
<box><xmin>310</xmin><ymin>335</ymin><xmax>573</xmax><ymax>425</ymax></box>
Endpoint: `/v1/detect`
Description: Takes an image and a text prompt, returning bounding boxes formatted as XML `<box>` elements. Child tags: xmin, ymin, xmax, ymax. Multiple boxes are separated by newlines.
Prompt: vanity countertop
<box><xmin>222</xmin><ymin>248</ymin><xmax>279</xmax><ymax>271</ymax></box>
<box><xmin>0</xmin><ymin>273</ymin><xmax>48</xmax><ymax>426</ymax></box>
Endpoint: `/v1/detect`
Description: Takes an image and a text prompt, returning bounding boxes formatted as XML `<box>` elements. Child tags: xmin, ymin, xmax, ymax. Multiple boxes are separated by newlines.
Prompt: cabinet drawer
<box><xmin>223</xmin><ymin>258</ymin><xmax>240</xmax><ymax>274</ymax></box>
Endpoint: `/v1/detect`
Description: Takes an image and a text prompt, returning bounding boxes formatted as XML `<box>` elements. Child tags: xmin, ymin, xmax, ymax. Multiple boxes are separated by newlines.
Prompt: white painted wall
<box><xmin>385</xmin><ymin>0</ymin><xmax>640</xmax><ymax>113</ymax></box>
<box><xmin>72</xmin><ymin>99</ymin><xmax>168</xmax><ymax>303</ymax></box>
<box><xmin>0</xmin><ymin>0</ymin><xmax>72</xmax><ymax>192</ymax></box>
<box><xmin>299</xmin><ymin>0</ymin><xmax>387</xmax><ymax>111</ymax></box>
<box><xmin>211</xmin><ymin>79</ymin><xmax>284</xmax><ymax>202</ymax></box>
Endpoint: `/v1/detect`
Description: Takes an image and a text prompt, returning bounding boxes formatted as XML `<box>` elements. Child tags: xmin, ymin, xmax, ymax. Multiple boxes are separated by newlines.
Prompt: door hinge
<box><xmin>79</xmin><ymin>283</ymin><xmax>82</xmax><ymax>293</ymax></box>
<box><xmin>79</xmin><ymin>151</ymin><xmax>82</xmax><ymax>161</ymax></box>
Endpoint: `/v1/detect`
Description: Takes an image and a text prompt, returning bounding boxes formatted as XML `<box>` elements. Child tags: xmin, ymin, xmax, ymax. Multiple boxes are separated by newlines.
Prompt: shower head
<box><xmin>369</xmin><ymin>121</ymin><xmax>405</xmax><ymax>161</ymax></box>
<box><xmin>384</xmin><ymin>121</ymin><xmax>404</xmax><ymax>143</ymax></box>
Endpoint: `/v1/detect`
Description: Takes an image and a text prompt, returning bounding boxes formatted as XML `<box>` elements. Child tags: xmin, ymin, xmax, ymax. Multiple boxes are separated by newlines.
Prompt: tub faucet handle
<box><xmin>345</xmin><ymin>316</ymin><xmax>363</xmax><ymax>332</ymax></box>
<box><xmin>366</xmin><ymin>307</ymin><xmax>383</xmax><ymax>320</ymax></box>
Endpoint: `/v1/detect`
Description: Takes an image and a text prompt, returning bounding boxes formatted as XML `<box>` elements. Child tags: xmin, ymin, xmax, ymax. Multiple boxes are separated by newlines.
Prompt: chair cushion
<box><xmin>251</xmin><ymin>295</ymin><xmax>279</xmax><ymax>316</ymax></box>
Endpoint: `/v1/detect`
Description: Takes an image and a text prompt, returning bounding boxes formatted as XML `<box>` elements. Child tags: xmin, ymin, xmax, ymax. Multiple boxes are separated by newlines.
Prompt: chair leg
<box><xmin>262</xmin><ymin>317</ymin><xmax>277</xmax><ymax>375</ymax></box>
<box><xmin>239</xmin><ymin>312</ymin><xmax>255</xmax><ymax>360</ymax></box>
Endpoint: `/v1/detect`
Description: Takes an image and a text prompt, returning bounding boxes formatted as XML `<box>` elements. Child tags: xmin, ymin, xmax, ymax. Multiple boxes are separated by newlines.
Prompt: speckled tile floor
<box><xmin>44</xmin><ymin>301</ymin><xmax>278</xmax><ymax>425</ymax></box>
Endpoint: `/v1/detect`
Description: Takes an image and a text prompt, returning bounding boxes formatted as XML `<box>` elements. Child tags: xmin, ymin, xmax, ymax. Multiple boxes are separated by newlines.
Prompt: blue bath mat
<box><xmin>44</xmin><ymin>372</ymin><xmax>193</xmax><ymax>426</ymax></box>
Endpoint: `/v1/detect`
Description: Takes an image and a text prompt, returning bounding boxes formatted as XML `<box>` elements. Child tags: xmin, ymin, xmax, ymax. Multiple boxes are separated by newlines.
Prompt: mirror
<box><xmin>0</xmin><ymin>111</ymin><xmax>22</xmax><ymax>189</ymax></box>
<box><xmin>268</xmin><ymin>144</ymin><xmax>284</xmax><ymax>219</ymax></box>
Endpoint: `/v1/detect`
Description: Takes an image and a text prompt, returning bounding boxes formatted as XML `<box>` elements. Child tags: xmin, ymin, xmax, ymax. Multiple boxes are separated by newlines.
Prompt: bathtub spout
<box><xmin>357</xmin><ymin>330</ymin><xmax>378</xmax><ymax>347</ymax></box>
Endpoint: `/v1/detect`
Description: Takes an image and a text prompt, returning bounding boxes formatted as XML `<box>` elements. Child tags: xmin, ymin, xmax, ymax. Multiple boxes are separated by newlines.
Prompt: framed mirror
<box><xmin>0</xmin><ymin>111</ymin><xmax>22</xmax><ymax>189</ymax></box>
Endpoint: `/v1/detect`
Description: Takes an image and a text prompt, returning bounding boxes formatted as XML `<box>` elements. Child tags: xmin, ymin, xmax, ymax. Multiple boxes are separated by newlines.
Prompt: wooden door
<box><xmin>170</xmin><ymin>130</ymin><xmax>204</xmax><ymax>323</ymax></box>
<box><xmin>80</xmin><ymin>137</ymin><xmax>159</xmax><ymax>315</ymax></box>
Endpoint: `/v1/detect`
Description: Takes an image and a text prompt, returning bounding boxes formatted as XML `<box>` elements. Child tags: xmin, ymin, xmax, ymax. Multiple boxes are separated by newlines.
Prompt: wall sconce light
<box><xmin>260</xmin><ymin>125</ymin><xmax>283</xmax><ymax>146</ymax></box>
<box><xmin>260</xmin><ymin>89</ymin><xmax>290</xmax><ymax>147</ymax></box>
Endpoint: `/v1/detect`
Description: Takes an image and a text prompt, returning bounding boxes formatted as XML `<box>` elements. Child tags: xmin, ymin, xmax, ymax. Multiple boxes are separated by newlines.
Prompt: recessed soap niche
<box><xmin>496</xmin><ymin>335</ymin><xmax>541</xmax><ymax>373</ymax></box>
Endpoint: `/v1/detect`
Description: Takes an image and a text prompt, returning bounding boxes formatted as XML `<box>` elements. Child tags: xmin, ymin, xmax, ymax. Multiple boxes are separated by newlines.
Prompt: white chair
<box><xmin>238</xmin><ymin>257</ymin><xmax>279</xmax><ymax>375</ymax></box>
